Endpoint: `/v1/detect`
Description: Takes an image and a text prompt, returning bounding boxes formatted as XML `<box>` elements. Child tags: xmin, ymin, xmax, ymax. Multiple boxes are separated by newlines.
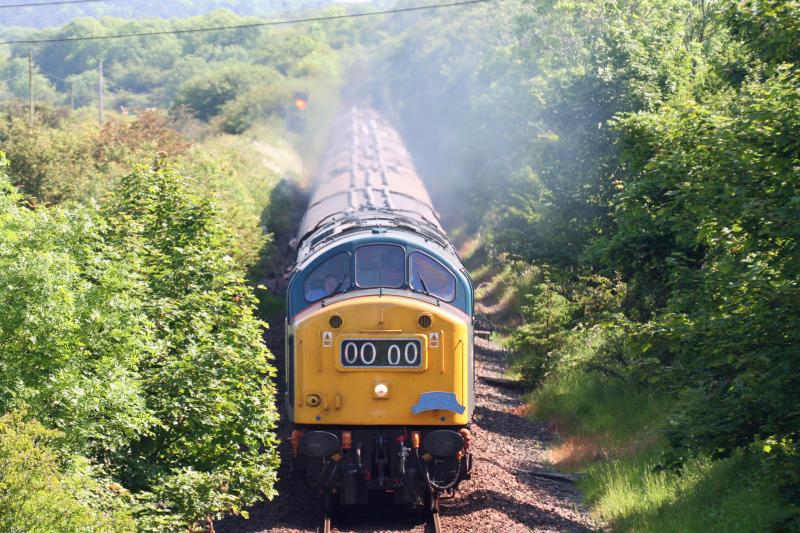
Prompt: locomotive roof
<box><xmin>295</xmin><ymin>107</ymin><xmax>452</xmax><ymax>266</ymax></box>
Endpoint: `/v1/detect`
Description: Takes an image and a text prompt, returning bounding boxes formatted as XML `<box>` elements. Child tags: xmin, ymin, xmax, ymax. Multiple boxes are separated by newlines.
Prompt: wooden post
<box><xmin>98</xmin><ymin>59</ymin><xmax>104</xmax><ymax>126</ymax></box>
<box><xmin>28</xmin><ymin>51</ymin><xmax>33</xmax><ymax>127</ymax></box>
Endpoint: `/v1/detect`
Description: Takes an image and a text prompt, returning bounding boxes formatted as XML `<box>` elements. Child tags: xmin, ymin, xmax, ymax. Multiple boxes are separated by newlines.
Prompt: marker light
<box><xmin>374</xmin><ymin>383</ymin><xmax>389</xmax><ymax>398</ymax></box>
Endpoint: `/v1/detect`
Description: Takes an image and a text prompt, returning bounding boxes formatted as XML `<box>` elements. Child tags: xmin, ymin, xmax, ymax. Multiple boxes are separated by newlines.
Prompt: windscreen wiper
<box><xmin>331</xmin><ymin>274</ymin><xmax>349</xmax><ymax>295</ymax></box>
<box><xmin>416</xmin><ymin>272</ymin><xmax>430</xmax><ymax>296</ymax></box>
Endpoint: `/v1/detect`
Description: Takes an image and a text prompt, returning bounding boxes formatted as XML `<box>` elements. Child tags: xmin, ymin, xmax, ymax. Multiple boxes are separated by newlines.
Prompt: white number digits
<box><xmin>361</xmin><ymin>342</ymin><xmax>377</xmax><ymax>365</ymax></box>
<box><xmin>344</xmin><ymin>342</ymin><xmax>358</xmax><ymax>364</ymax></box>
<box><xmin>387</xmin><ymin>344</ymin><xmax>401</xmax><ymax>365</ymax></box>
<box><xmin>404</xmin><ymin>342</ymin><xmax>419</xmax><ymax>365</ymax></box>
<box><xmin>345</xmin><ymin>341</ymin><xmax>419</xmax><ymax>366</ymax></box>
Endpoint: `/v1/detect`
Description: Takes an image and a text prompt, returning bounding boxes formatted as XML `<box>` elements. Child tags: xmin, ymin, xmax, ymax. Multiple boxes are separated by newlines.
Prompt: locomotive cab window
<box><xmin>355</xmin><ymin>244</ymin><xmax>405</xmax><ymax>288</ymax></box>
<box><xmin>409</xmin><ymin>252</ymin><xmax>456</xmax><ymax>301</ymax></box>
<box><xmin>304</xmin><ymin>252</ymin><xmax>351</xmax><ymax>302</ymax></box>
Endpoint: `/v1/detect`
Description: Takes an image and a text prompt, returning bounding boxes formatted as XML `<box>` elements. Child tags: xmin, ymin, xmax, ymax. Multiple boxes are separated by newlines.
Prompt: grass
<box><xmin>487</xmin><ymin>331</ymin><xmax>523</xmax><ymax>380</ymax></box>
<box><xmin>532</xmin><ymin>369</ymin><xmax>669</xmax><ymax>443</ymax></box>
<box><xmin>474</xmin><ymin>264</ymin><xmax>513</xmax><ymax>301</ymax></box>
<box><xmin>530</xmin><ymin>367</ymin><xmax>792</xmax><ymax>531</ymax></box>
<box><xmin>470</xmin><ymin>263</ymin><xmax>493</xmax><ymax>285</ymax></box>
<box><xmin>489</xmin><ymin>257</ymin><xmax>796</xmax><ymax>531</ymax></box>
<box><xmin>474</xmin><ymin>261</ymin><xmax>542</xmax><ymax>323</ymax></box>
<box><xmin>457</xmin><ymin>236</ymin><xmax>481</xmax><ymax>262</ymax></box>
<box><xmin>458</xmin><ymin>233</ymin><xmax>490</xmax><ymax>273</ymax></box>
<box><xmin>489</xmin><ymin>330</ymin><xmax>510</xmax><ymax>346</ymax></box>
<box><xmin>582</xmin><ymin>451</ymin><xmax>791</xmax><ymax>532</ymax></box>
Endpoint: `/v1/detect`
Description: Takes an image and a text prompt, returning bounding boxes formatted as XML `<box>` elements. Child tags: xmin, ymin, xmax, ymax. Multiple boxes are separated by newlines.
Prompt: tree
<box><xmin>175</xmin><ymin>62</ymin><xmax>280</xmax><ymax>120</ymax></box>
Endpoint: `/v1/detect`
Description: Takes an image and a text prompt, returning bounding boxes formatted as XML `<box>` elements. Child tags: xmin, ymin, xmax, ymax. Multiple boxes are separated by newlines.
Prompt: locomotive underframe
<box><xmin>292</xmin><ymin>425</ymin><xmax>473</xmax><ymax>507</ymax></box>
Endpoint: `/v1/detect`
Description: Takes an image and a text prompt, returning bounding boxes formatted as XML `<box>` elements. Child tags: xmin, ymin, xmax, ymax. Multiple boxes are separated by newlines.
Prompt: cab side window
<box><xmin>355</xmin><ymin>245</ymin><xmax>405</xmax><ymax>288</ymax></box>
<box><xmin>304</xmin><ymin>252</ymin><xmax>350</xmax><ymax>302</ymax></box>
<box><xmin>409</xmin><ymin>252</ymin><xmax>456</xmax><ymax>301</ymax></box>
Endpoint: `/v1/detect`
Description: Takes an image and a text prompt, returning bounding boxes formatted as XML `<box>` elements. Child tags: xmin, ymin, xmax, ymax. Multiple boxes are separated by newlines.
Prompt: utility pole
<box><xmin>28</xmin><ymin>51</ymin><xmax>33</xmax><ymax>127</ymax></box>
<box><xmin>69</xmin><ymin>82</ymin><xmax>74</xmax><ymax>111</ymax></box>
<box><xmin>98</xmin><ymin>58</ymin><xmax>104</xmax><ymax>126</ymax></box>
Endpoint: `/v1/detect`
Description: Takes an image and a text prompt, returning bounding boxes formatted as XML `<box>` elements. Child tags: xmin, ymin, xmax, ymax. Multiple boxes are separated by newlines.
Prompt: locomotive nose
<box><xmin>291</xmin><ymin>294</ymin><xmax>470</xmax><ymax>427</ymax></box>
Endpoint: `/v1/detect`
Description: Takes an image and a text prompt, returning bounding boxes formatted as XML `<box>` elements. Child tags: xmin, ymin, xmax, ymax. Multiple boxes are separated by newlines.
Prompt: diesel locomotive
<box><xmin>285</xmin><ymin>107</ymin><xmax>474</xmax><ymax>526</ymax></box>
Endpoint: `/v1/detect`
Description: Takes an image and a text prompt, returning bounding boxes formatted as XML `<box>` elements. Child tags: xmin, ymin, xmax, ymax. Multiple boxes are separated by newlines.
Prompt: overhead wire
<box><xmin>0</xmin><ymin>0</ymin><xmax>492</xmax><ymax>45</ymax></box>
<box><xmin>0</xmin><ymin>70</ymin><xmax>25</xmax><ymax>83</ymax></box>
<box><xmin>38</xmin><ymin>68</ymin><xmax>69</xmax><ymax>82</ymax></box>
<box><xmin>0</xmin><ymin>0</ymin><xmax>119</xmax><ymax>8</ymax></box>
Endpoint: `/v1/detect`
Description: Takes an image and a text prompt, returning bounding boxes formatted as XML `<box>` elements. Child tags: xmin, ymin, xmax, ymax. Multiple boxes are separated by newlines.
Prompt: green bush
<box><xmin>0</xmin><ymin>157</ymin><xmax>279</xmax><ymax>529</ymax></box>
<box><xmin>106</xmin><ymin>162</ymin><xmax>280</xmax><ymax>526</ymax></box>
<box><xmin>607</xmin><ymin>66</ymin><xmax>800</xmax><ymax>469</ymax></box>
<box><xmin>508</xmin><ymin>271</ymin><xmax>626</xmax><ymax>385</ymax></box>
<box><xmin>0</xmin><ymin>163</ymin><xmax>156</xmax><ymax>456</ymax></box>
<box><xmin>177</xmin><ymin>135</ymin><xmax>279</xmax><ymax>271</ymax></box>
<box><xmin>0</xmin><ymin>111</ymin><xmax>192</xmax><ymax>204</ymax></box>
<box><xmin>218</xmin><ymin>83</ymin><xmax>288</xmax><ymax>134</ymax></box>
<box><xmin>0</xmin><ymin>118</ymin><xmax>98</xmax><ymax>202</ymax></box>
<box><xmin>509</xmin><ymin>285</ymin><xmax>573</xmax><ymax>384</ymax></box>
<box><xmin>0</xmin><ymin>410</ymin><xmax>135</xmax><ymax>533</ymax></box>
<box><xmin>175</xmin><ymin>63</ymin><xmax>280</xmax><ymax>121</ymax></box>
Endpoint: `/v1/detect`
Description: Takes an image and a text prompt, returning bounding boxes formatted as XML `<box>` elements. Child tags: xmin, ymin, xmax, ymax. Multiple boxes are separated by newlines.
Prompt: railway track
<box><xmin>430</xmin><ymin>497</ymin><xmax>442</xmax><ymax>533</ymax></box>
<box><xmin>320</xmin><ymin>493</ymin><xmax>444</xmax><ymax>533</ymax></box>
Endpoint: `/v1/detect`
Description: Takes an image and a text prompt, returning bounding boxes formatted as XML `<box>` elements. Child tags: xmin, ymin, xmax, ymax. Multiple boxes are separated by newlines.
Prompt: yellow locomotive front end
<box><xmin>292</xmin><ymin>294</ymin><xmax>471</xmax><ymax>427</ymax></box>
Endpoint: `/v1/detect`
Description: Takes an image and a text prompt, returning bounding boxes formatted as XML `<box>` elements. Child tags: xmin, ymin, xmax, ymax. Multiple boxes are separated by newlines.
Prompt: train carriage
<box><xmin>285</xmin><ymin>107</ymin><xmax>474</xmax><ymax>526</ymax></box>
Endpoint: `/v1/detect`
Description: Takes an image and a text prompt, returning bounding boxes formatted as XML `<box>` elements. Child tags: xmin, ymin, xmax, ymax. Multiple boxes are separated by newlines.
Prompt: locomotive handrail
<box><xmin>296</xmin><ymin>209</ymin><xmax>454</xmax><ymax>261</ymax></box>
<box><xmin>299</xmin><ymin>208</ymin><xmax>445</xmax><ymax>245</ymax></box>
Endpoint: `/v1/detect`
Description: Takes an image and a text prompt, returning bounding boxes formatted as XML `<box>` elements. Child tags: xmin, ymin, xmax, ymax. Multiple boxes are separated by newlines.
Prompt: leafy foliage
<box><xmin>0</xmin><ymin>117</ymin><xmax>98</xmax><ymax>202</ymax></box>
<box><xmin>509</xmin><ymin>270</ymin><xmax>626</xmax><ymax>385</ymax></box>
<box><xmin>175</xmin><ymin>63</ymin><xmax>279</xmax><ymax>121</ymax></box>
<box><xmin>726</xmin><ymin>0</ymin><xmax>800</xmax><ymax>66</ymax></box>
<box><xmin>0</xmin><ymin>157</ymin><xmax>278</xmax><ymax>529</ymax></box>
<box><xmin>0</xmin><ymin>410</ymin><xmax>135</xmax><ymax>533</ymax></box>
<box><xmin>2</xmin><ymin>0</ymin><xmax>798</xmax><ymax>528</ymax></box>
<box><xmin>0</xmin><ymin>6</ymin><xmax>349</xmax><ymax>530</ymax></box>
<box><xmin>609</xmin><ymin>65</ymin><xmax>800</xmax><ymax>465</ymax></box>
<box><xmin>107</xmin><ymin>162</ymin><xmax>280</xmax><ymax>525</ymax></box>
